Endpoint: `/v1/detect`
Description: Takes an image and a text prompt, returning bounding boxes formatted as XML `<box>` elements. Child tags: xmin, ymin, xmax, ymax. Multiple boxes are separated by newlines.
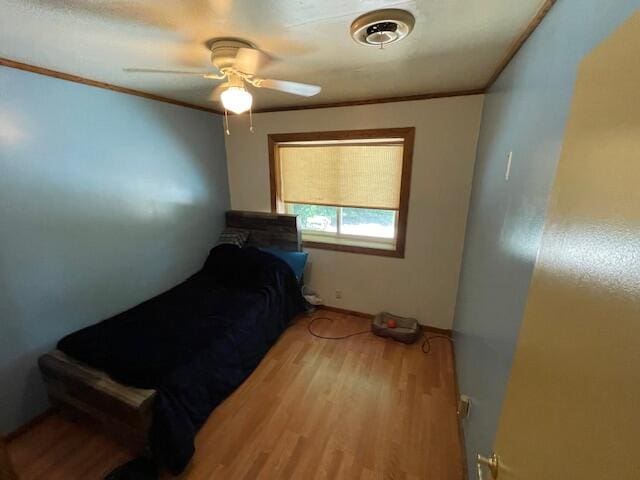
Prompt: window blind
<box><xmin>277</xmin><ymin>143</ymin><xmax>404</xmax><ymax>210</ymax></box>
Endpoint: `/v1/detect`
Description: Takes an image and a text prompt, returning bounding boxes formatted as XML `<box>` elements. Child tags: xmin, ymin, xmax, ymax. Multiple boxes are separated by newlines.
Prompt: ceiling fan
<box><xmin>124</xmin><ymin>38</ymin><xmax>321</xmax><ymax>125</ymax></box>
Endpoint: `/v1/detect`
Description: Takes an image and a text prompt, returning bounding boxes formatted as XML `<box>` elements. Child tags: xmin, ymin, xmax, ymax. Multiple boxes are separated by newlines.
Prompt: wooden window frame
<box><xmin>268</xmin><ymin>127</ymin><xmax>415</xmax><ymax>258</ymax></box>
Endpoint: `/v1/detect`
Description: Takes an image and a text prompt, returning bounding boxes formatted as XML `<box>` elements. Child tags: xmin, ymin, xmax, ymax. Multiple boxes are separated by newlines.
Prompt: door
<box><xmin>478</xmin><ymin>12</ymin><xmax>640</xmax><ymax>480</ymax></box>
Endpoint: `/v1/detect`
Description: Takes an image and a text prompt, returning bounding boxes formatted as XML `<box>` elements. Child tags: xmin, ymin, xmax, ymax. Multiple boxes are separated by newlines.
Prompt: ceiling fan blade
<box><xmin>123</xmin><ymin>68</ymin><xmax>214</xmax><ymax>76</ymax></box>
<box><xmin>233</xmin><ymin>48</ymin><xmax>272</xmax><ymax>75</ymax></box>
<box><xmin>257</xmin><ymin>79</ymin><xmax>321</xmax><ymax>97</ymax></box>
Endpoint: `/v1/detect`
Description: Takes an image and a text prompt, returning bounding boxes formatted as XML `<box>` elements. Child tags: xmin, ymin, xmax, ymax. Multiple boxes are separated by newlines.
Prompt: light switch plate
<box><xmin>505</xmin><ymin>151</ymin><xmax>513</xmax><ymax>180</ymax></box>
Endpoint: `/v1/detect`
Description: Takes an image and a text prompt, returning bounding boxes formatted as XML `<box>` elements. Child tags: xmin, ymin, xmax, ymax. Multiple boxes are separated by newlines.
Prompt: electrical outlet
<box><xmin>458</xmin><ymin>395</ymin><xmax>471</xmax><ymax>419</ymax></box>
<box><xmin>335</xmin><ymin>290</ymin><xmax>342</xmax><ymax>299</ymax></box>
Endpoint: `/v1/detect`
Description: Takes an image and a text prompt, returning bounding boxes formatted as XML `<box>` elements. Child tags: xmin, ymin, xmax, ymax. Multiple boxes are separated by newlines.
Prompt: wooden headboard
<box><xmin>225</xmin><ymin>211</ymin><xmax>302</xmax><ymax>252</ymax></box>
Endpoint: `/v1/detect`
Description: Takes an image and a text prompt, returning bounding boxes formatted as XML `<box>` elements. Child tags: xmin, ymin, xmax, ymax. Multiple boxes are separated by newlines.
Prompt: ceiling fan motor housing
<box><xmin>351</xmin><ymin>9</ymin><xmax>415</xmax><ymax>47</ymax></box>
<box><xmin>207</xmin><ymin>37</ymin><xmax>255</xmax><ymax>70</ymax></box>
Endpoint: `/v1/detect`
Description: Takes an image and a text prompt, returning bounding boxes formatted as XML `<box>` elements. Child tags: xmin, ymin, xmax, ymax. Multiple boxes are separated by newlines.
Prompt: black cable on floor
<box><xmin>307</xmin><ymin>316</ymin><xmax>370</xmax><ymax>339</ymax></box>
<box><xmin>421</xmin><ymin>335</ymin><xmax>453</xmax><ymax>354</ymax></box>
<box><xmin>307</xmin><ymin>315</ymin><xmax>454</xmax><ymax>355</ymax></box>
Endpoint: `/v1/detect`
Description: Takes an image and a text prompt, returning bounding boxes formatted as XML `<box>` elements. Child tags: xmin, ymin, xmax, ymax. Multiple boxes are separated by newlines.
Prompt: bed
<box><xmin>38</xmin><ymin>211</ymin><xmax>305</xmax><ymax>474</ymax></box>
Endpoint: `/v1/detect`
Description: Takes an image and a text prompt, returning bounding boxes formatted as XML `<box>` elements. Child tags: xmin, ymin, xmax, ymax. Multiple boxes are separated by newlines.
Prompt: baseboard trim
<box><xmin>317</xmin><ymin>305</ymin><xmax>374</xmax><ymax>319</ymax></box>
<box><xmin>316</xmin><ymin>305</ymin><xmax>452</xmax><ymax>336</ymax></box>
<box><xmin>3</xmin><ymin>408</ymin><xmax>56</xmax><ymax>443</ymax></box>
<box><xmin>421</xmin><ymin>325</ymin><xmax>453</xmax><ymax>337</ymax></box>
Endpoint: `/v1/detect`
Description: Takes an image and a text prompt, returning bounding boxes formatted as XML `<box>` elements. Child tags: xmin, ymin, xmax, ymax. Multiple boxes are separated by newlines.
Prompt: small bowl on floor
<box><xmin>372</xmin><ymin>312</ymin><xmax>421</xmax><ymax>344</ymax></box>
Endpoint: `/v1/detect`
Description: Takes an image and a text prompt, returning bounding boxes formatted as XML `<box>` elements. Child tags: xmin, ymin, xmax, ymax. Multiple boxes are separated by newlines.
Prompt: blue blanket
<box><xmin>58</xmin><ymin>244</ymin><xmax>306</xmax><ymax>474</ymax></box>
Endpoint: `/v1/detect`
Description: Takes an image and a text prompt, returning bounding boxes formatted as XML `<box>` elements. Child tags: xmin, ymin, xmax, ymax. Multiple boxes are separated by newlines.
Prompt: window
<box><xmin>269</xmin><ymin>128</ymin><xmax>414</xmax><ymax>257</ymax></box>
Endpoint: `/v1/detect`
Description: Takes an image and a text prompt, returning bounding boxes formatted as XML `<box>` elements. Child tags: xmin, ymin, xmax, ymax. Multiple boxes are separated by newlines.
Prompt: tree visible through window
<box><xmin>290</xmin><ymin>204</ymin><xmax>396</xmax><ymax>239</ymax></box>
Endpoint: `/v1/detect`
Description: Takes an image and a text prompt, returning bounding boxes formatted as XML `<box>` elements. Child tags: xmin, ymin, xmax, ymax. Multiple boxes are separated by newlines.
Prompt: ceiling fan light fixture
<box><xmin>220</xmin><ymin>86</ymin><xmax>253</xmax><ymax>114</ymax></box>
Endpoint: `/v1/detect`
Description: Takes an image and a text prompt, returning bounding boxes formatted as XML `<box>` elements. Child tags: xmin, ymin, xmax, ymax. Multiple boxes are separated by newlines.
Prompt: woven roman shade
<box><xmin>277</xmin><ymin>143</ymin><xmax>404</xmax><ymax>210</ymax></box>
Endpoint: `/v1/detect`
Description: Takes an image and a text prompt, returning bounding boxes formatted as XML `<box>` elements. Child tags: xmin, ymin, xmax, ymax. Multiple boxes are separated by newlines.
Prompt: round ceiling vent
<box><xmin>350</xmin><ymin>9</ymin><xmax>415</xmax><ymax>47</ymax></box>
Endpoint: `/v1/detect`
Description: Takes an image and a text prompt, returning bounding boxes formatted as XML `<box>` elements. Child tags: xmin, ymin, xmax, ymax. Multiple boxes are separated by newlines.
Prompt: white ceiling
<box><xmin>1</xmin><ymin>0</ymin><xmax>547</xmax><ymax>111</ymax></box>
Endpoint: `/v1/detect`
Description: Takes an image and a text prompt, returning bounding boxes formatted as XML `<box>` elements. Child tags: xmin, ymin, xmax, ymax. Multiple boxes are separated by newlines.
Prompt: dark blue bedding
<box><xmin>57</xmin><ymin>244</ymin><xmax>306</xmax><ymax>474</ymax></box>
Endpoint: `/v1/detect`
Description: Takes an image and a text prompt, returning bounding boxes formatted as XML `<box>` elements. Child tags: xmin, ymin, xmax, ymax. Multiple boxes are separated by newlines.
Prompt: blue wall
<box><xmin>453</xmin><ymin>0</ymin><xmax>640</xmax><ymax>474</ymax></box>
<box><xmin>0</xmin><ymin>67</ymin><xmax>230</xmax><ymax>433</ymax></box>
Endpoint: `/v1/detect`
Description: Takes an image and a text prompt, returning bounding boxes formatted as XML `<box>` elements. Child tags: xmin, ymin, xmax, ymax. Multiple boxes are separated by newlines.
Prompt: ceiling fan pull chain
<box><xmin>224</xmin><ymin>109</ymin><xmax>230</xmax><ymax>135</ymax></box>
<box><xmin>249</xmin><ymin>106</ymin><xmax>254</xmax><ymax>133</ymax></box>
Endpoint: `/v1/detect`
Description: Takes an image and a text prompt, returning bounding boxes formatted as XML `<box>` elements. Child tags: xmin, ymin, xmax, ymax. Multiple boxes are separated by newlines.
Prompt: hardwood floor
<box><xmin>7</xmin><ymin>310</ymin><xmax>464</xmax><ymax>479</ymax></box>
<box><xmin>1</xmin><ymin>437</ymin><xmax>18</xmax><ymax>480</ymax></box>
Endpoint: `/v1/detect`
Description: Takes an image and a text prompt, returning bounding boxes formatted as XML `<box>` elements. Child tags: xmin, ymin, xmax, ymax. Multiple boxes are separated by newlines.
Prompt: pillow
<box><xmin>216</xmin><ymin>228</ymin><xmax>250</xmax><ymax>247</ymax></box>
<box><xmin>260</xmin><ymin>248</ymin><xmax>308</xmax><ymax>281</ymax></box>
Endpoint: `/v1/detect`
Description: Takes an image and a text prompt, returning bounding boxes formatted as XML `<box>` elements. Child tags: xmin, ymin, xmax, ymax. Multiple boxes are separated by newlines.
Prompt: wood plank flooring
<box><xmin>7</xmin><ymin>310</ymin><xmax>464</xmax><ymax>479</ymax></box>
<box><xmin>1</xmin><ymin>437</ymin><xmax>18</xmax><ymax>480</ymax></box>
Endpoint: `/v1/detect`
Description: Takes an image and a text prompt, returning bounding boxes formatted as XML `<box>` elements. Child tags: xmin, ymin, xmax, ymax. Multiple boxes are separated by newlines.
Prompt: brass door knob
<box><xmin>477</xmin><ymin>452</ymin><xmax>500</xmax><ymax>479</ymax></box>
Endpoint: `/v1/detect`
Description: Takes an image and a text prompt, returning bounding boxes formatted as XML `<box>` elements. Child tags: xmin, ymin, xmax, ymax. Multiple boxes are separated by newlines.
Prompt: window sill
<box><xmin>302</xmin><ymin>233</ymin><xmax>404</xmax><ymax>258</ymax></box>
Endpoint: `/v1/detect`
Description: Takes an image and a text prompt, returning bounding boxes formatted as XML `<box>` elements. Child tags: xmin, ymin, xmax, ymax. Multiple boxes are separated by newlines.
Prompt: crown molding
<box><xmin>0</xmin><ymin>57</ymin><xmax>218</xmax><ymax>114</ymax></box>
<box><xmin>484</xmin><ymin>0</ymin><xmax>557</xmax><ymax>89</ymax></box>
<box><xmin>251</xmin><ymin>89</ymin><xmax>484</xmax><ymax>114</ymax></box>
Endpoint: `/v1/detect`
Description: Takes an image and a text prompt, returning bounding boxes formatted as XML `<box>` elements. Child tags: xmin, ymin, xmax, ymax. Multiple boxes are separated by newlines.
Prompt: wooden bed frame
<box><xmin>225</xmin><ymin>210</ymin><xmax>301</xmax><ymax>252</ymax></box>
<box><xmin>38</xmin><ymin>210</ymin><xmax>301</xmax><ymax>451</ymax></box>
